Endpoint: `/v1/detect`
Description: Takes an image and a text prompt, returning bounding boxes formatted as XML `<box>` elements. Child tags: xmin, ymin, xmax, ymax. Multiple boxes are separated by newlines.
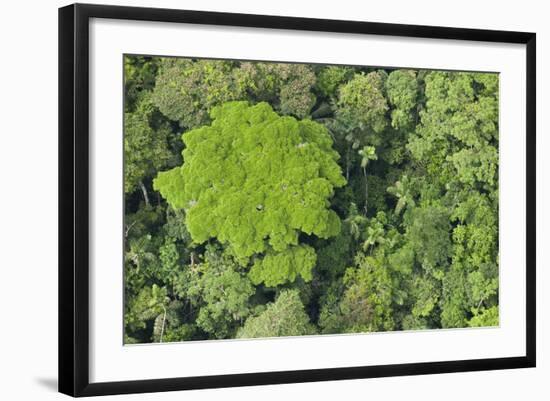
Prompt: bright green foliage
<box><xmin>405</xmin><ymin>71</ymin><xmax>499</xmax><ymax>328</ymax></box>
<box><xmin>385</xmin><ymin>69</ymin><xmax>418</xmax><ymax>129</ymax></box>
<box><xmin>359</xmin><ymin>145</ymin><xmax>377</xmax><ymax>169</ymax></box>
<box><xmin>237</xmin><ymin>290</ymin><xmax>316</xmax><ymax>338</ymax></box>
<box><xmin>249</xmin><ymin>245</ymin><xmax>317</xmax><ymax>287</ymax></box>
<box><xmin>154</xmin><ymin>101</ymin><xmax>345</xmax><ymax>260</ymax></box>
<box><xmin>468</xmin><ymin>306</ymin><xmax>499</xmax><ymax>327</ymax></box>
<box><xmin>150</xmin><ymin>167</ymin><xmax>187</xmax><ymax>209</ymax></box>
<box><xmin>124</xmin><ymin>57</ymin><xmax>500</xmax><ymax>343</ymax></box>
<box><xmin>408</xmin><ymin>71</ymin><xmax>499</xmax><ymax>190</ymax></box>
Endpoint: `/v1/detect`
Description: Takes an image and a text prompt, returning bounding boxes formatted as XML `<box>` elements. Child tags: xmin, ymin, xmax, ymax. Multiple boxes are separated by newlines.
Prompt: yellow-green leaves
<box><xmin>468</xmin><ymin>305</ymin><xmax>499</xmax><ymax>327</ymax></box>
<box><xmin>153</xmin><ymin>167</ymin><xmax>186</xmax><ymax>209</ymax></box>
<box><xmin>358</xmin><ymin>145</ymin><xmax>377</xmax><ymax>169</ymax></box>
<box><xmin>249</xmin><ymin>245</ymin><xmax>317</xmax><ymax>287</ymax></box>
<box><xmin>154</xmin><ymin>101</ymin><xmax>345</xmax><ymax>284</ymax></box>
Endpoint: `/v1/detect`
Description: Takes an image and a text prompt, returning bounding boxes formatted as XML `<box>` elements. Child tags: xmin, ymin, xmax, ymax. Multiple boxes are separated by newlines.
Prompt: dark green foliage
<box><xmin>319</xmin><ymin>253</ymin><xmax>394</xmax><ymax>334</ymax></box>
<box><xmin>152</xmin><ymin>59</ymin><xmax>317</xmax><ymax>129</ymax></box>
<box><xmin>237</xmin><ymin>289</ymin><xmax>316</xmax><ymax>338</ymax></box>
<box><xmin>124</xmin><ymin>93</ymin><xmax>175</xmax><ymax>194</ymax></box>
<box><xmin>152</xmin><ymin>59</ymin><xmax>246</xmax><ymax>128</ymax></box>
<box><xmin>184</xmin><ymin>246</ymin><xmax>255</xmax><ymax>338</ymax></box>
<box><xmin>405</xmin><ymin>205</ymin><xmax>452</xmax><ymax>275</ymax></box>
<box><xmin>124</xmin><ymin>56</ymin><xmax>500</xmax><ymax>343</ymax></box>
<box><xmin>385</xmin><ymin>69</ymin><xmax>419</xmax><ymax>130</ymax></box>
<box><xmin>317</xmin><ymin>66</ymin><xmax>354</xmax><ymax>98</ymax></box>
<box><xmin>125</xmin><ymin>56</ymin><xmax>160</xmax><ymax>112</ymax></box>
<box><xmin>336</xmin><ymin>71</ymin><xmax>388</xmax><ymax>136</ymax></box>
<box><xmin>239</xmin><ymin>62</ymin><xmax>317</xmax><ymax>118</ymax></box>
<box><xmin>124</xmin><ymin>284</ymin><xmax>169</xmax><ymax>335</ymax></box>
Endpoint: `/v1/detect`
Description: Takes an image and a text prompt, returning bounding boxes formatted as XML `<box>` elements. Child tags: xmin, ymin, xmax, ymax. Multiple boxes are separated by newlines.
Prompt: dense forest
<box><xmin>123</xmin><ymin>56</ymin><xmax>499</xmax><ymax>344</ymax></box>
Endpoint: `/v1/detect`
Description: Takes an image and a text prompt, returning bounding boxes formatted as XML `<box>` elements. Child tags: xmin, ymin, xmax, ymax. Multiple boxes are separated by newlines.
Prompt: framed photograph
<box><xmin>58</xmin><ymin>3</ymin><xmax>536</xmax><ymax>397</ymax></box>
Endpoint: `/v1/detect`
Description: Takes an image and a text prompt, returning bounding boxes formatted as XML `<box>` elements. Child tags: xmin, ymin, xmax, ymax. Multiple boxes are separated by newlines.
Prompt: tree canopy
<box><xmin>123</xmin><ymin>56</ymin><xmax>500</xmax><ymax>344</ymax></box>
<box><xmin>237</xmin><ymin>289</ymin><xmax>316</xmax><ymax>338</ymax></box>
<box><xmin>154</xmin><ymin>101</ymin><xmax>345</xmax><ymax>285</ymax></box>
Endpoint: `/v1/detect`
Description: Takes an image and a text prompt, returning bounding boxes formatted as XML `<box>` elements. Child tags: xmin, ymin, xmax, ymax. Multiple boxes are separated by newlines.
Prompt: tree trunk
<box><xmin>311</xmin><ymin>102</ymin><xmax>333</xmax><ymax>119</ymax></box>
<box><xmin>159</xmin><ymin>306</ymin><xmax>167</xmax><ymax>343</ymax></box>
<box><xmin>346</xmin><ymin>146</ymin><xmax>351</xmax><ymax>181</ymax></box>
<box><xmin>139</xmin><ymin>180</ymin><xmax>150</xmax><ymax>207</ymax></box>
<box><xmin>363</xmin><ymin>166</ymin><xmax>368</xmax><ymax>215</ymax></box>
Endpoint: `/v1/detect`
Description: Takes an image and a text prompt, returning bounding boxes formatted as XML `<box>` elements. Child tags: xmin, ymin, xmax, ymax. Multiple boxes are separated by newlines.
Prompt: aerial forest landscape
<box><xmin>123</xmin><ymin>55</ymin><xmax>500</xmax><ymax>344</ymax></box>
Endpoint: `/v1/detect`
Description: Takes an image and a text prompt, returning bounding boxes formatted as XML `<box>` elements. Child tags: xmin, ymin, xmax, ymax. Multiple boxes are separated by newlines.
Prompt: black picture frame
<box><xmin>58</xmin><ymin>3</ymin><xmax>536</xmax><ymax>397</ymax></box>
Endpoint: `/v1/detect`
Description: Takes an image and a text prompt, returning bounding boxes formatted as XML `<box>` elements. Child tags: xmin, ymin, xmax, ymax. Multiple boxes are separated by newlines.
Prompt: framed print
<box><xmin>58</xmin><ymin>3</ymin><xmax>536</xmax><ymax>397</ymax></box>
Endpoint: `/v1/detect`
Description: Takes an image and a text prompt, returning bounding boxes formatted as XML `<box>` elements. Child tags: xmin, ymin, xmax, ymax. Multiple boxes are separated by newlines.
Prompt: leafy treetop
<box><xmin>237</xmin><ymin>289</ymin><xmax>316</xmax><ymax>338</ymax></box>
<box><xmin>154</xmin><ymin>101</ymin><xmax>346</xmax><ymax>261</ymax></box>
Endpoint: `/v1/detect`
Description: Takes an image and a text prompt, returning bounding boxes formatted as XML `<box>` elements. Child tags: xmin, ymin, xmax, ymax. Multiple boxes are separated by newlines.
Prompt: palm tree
<box><xmin>358</xmin><ymin>146</ymin><xmax>377</xmax><ymax>214</ymax></box>
<box><xmin>363</xmin><ymin>220</ymin><xmax>385</xmax><ymax>254</ymax></box>
<box><xmin>387</xmin><ymin>175</ymin><xmax>416</xmax><ymax>215</ymax></box>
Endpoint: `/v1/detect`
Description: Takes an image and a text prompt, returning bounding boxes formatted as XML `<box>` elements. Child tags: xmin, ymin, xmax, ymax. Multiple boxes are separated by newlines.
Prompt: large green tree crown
<box><xmin>154</xmin><ymin>101</ymin><xmax>346</xmax><ymax>260</ymax></box>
